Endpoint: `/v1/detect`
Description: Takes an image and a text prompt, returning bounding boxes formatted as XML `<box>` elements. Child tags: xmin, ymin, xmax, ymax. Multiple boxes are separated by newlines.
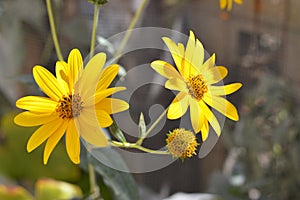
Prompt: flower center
<box><xmin>166</xmin><ymin>128</ymin><xmax>198</xmax><ymax>159</ymax></box>
<box><xmin>187</xmin><ymin>74</ymin><xmax>208</xmax><ymax>101</ymax></box>
<box><xmin>56</xmin><ymin>94</ymin><xmax>83</xmax><ymax>119</ymax></box>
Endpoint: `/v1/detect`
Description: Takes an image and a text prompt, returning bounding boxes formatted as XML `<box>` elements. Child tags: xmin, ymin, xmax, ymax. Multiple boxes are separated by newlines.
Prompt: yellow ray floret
<box><xmin>14</xmin><ymin>49</ymin><xmax>129</xmax><ymax>164</ymax></box>
<box><xmin>151</xmin><ymin>31</ymin><xmax>242</xmax><ymax>141</ymax></box>
<box><xmin>220</xmin><ymin>0</ymin><xmax>243</xmax><ymax>11</ymax></box>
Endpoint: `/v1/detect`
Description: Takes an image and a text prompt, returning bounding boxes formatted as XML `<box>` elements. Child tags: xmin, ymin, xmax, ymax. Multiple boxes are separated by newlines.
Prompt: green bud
<box><xmin>88</xmin><ymin>0</ymin><xmax>108</xmax><ymax>5</ymax></box>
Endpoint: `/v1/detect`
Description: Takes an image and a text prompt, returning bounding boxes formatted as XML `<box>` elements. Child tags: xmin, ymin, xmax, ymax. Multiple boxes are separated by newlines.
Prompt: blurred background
<box><xmin>0</xmin><ymin>0</ymin><xmax>300</xmax><ymax>199</ymax></box>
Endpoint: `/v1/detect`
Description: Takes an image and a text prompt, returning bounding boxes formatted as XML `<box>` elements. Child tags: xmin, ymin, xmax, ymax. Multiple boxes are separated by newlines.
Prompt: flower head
<box><xmin>151</xmin><ymin>31</ymin><xmax>242</xmax><ymax>141</ymax></box>
<box><xmin>14</xmin><ymin>49</ymin><xmax>129</xmax><ymax>164</ymax></box>
<box><xmin>166</xmin><ymin>128</ymin><xmax>198</xmax><ymax>159</ymax></box>
<box><xmin>220</xmin><ymin>0</ymin><xmax>243</xmax><ymax>11</ymax></box>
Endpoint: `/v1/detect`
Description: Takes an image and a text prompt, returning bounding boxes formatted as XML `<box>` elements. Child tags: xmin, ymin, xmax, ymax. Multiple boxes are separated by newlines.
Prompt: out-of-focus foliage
<box><xmin>0</xmin><ymin>184</ymin><xmax>33</xmax><ymax>200</ymax></box>
<box><xmin>209</xmin><ymin>73</ymin><xmax>300</xmax><ymax>200</ymax></box>
<box><xmin>35</xmin><ymin>178</ymin><xmax>82</xmax><ymax>200</ymax></box>
<box><xmin>0</xmin><ymin>0</ymin><xmax>44</xmax><ymax>102</ymax></box>
<box><xmin>81</xmin><ymin>147</ymin><xmax>139</xmax><ymax>200</ymax></box>
<box><xmin>0</xmin><ymin>178</ymin><xmax>82</xmax><ymax>200</ymax></box>
<box><xmin>0</xmin><ymin>112</ymin><xmax>80</xmax><ymax>181</ymax></box>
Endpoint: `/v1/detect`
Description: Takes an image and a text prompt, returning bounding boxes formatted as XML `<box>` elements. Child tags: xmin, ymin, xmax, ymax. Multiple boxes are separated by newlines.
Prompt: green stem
<box><xmin>137</xmin><ymin>108</ymin><xmax>168</xmax><ymax>145</ymax></box>
<box><xmin>86</xmin><ymin>144</ymin><xmax>100</xmax><ymax>198</ymax></box>
<box><xmin>90</xmin><ymin>4</ymin><xmax>100</xmax><ymax>58</ymax></box>
<box><xmin>113</xmin><ymin>0</ymin><xmax>148</xmax><ymax>59</ymax></box>
<box><xmin>86</xmin><ymin>4</ymin><xmax>101</xmax><ymax>199</ymax></box>
<box><xmin>46</xmin><ymin>0</ymin><xmax>63</xmax><ymax>61</ymax></box>
<box><xmin>88</xmin><ymin>163</ymin><xmax>99</xmax><ymax>196</ymax></box>
<box><xmin>110</xmin><ymin>141</ymin><xmax>169</xmax><ymax>155</ymax></box>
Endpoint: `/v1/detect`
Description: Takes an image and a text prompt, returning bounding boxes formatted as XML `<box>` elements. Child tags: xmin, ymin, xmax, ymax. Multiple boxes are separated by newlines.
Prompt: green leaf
<box><xmin>109</xmin><ymin>123</ymin><xmax>127</xmax><ymax>142</ymax></box>
<box><xmin>87</xmin><ymin>148</ymin><xmax>139</xmax><ymax>200</ymax></box>
<box><xmin>0</xmin><ymin>112</ymin><xmax>80</xmax><ymax>181</ymax></box>
<box><xmin>138</xmin><ymin>112</ymin><xmax>146</xmax><ymax>139</ymax></box>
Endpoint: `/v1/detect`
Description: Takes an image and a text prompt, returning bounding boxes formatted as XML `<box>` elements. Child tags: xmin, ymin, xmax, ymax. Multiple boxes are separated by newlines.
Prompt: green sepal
<box><xmin>138</xmin><ymin>112</ymin><xmax>146</xmax><ymax>138</ymax></box>
<box><xmin>109</xmin><ymin>122</ymin><xmax>127</xmax><ymax>143</ymax></box>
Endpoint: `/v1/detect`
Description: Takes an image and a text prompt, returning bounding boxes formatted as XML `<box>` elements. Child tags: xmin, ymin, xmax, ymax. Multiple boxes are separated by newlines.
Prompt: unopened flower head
<box><xmin>14</xmin><ymin>49</ymin><xmax>129</xmax><ymax>164</ymax></box>
<box><xmin>166</xmin><ymin>128</ymin><xmax>198</xmax><ymax>160</ymax></box>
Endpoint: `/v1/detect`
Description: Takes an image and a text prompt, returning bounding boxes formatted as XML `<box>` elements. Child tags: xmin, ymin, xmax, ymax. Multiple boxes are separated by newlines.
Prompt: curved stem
<box><xmin>113</xmin><ymin>0</ymin><xmax>148</xmax><ymax>59</ymax></box>
<box><xmin>136</xmin><ymin>107</ymin><xmax>168</xmax><ymax>145</ymax></box>
<box><xmin>90</xmin><ymin>4</ymin><xmax>100</xmax><ymax>58</ymax></box>
<box><xmin>110</xmin><ymin>141</ymin><xmax>169</xmax><ymax>155</ymax></box>
<box><xmin>46</xmin><ymin>0</ymin><xmax>63</xmax><ymax>61</ymax></box>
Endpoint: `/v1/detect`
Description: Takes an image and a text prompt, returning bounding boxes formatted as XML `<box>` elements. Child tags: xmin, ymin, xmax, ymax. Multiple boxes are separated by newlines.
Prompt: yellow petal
<box><xmin>191</xmin><ymin>39</ymin><xmax>204</xmax><ymax>70</ymax></box>
<box><xmin>202</xmin><ymin>53</ymin><xmax>216</xmax><ymax>71</ymax></box>
<box><xmin>203</xmin><ymin>94</ymin><xmax>239</xmax><ymax>121</ymax></box>
<box><xmin>209</xmin><ymin>83</ymin><xmax>242</xmax><ymax>96</ymax></box>
<box><xmin>162</xmin><ymin>37</ymin><xmax>184</xmax><ymax>74</ymax></box>
<box><xmin>43</xmin><ymin>120</ymin><xmax>68</xmax><ymax>164</ymax></box>
<box><xmin>96</xmin><ymin>110</ymin><xmax>113</xmax><ymax>128</ymax></box>
<box><xmin>203</xmin><ymin>66</ymin><xmax>228</xmax><ymax>85</ymax></box>
<box><xmin>76</xmin><ymin>109</ymin><xmax>108</xmax><ymax>147</ymax></box>
<box><xmin>201</xmin><ymin>119</ymin><xmax>209</xmax><ymax>141</ymax></box>
<box><xmin>184</xmin><ymin>31</ymin><xmax>196</xmax><ymax>77</ymax></box>
<box><xmin>66</xmin><ymin>120</ymin><xmax>80</xmax><ymax>164</ymax></box>
<box><xmin>199</xmin><ymin>100</ymin><xmax>221</xmax><ymax>136</ymax></box>
<box><xmin>55</xmin><ymin>61</ymin><xmax>70</xmax><ymax>93</ymax></box>
<box><xmin>220</xmin><ymin>0</ymin><xmax>227</xmax><ymax>9</ymax></box>
<box><xmin>95</xmin><ymin>98</ymin><xmax>129</xmax><ymax>114</ymax></box>
<box><xmin>16</xmin><ymin>96</ymin><xmax>57</xmax><ymax>113</ymax></box>
<box><xmin>81</xmin><ymin>127</ymin><xmax>108</xmax><ymax>147</ymax></box>
<box><xmin>77</xmin><ymin>52</ymin><xmax>106</xmax><ymax>99</ymax></box>
<box><xmin>235</xmin><ymin>0</ymin><xmax>243</xmax><ymax>5</ymax></box>
<box><xmin>14</xmin><ymin>111</ymin><xmax>57</xmax><ymax>127</ymax></box>
<box><xmin>227</xmin><ymin>0</ymin><xmax>233</xmax><ymax>10</ymax></box>
<box><xmin>97</xmin><ymin>64</ymin><xmax>119</xmax><ymax>92</ymax></box>
<box><xmin>67</xmin><ymin>49</ymin><xmax>83</xmax><ymax>89</ymax></box>
<box><xmin>55</xmin><ymin>61</ymin><xmax>68</xmax><ymax>81</ymax></box>
<box><xmin>33</xmin><ymin>66</ymin><xmax>65</xmax><ymax>101</ymax></box>
<box><xmin>165</xmin><ymin>78</ymin><xmax>188</xmax><ymax>92</ymax></box>
<box><xmin>151</xmin><ymin>60</ymin><xmax>183</xmax><ymax>80</ymax></box>
<box><xmin>27</xmin><ymin>119</ymin><xmax>63</xmax><ymax>153</ymax></box>
<box><xmin>189</xmin><ymin>97</ymin><xmax>204</xmax><ymax>133</ymax></box>
<box><xmin>85</xmin><ymin>87</ymin><xmax>126</xmax><ymax>106</ymax></box>
<box><xmin>167</xmin><ymin>92</ymin><xmax>189</xmax><ymax>119</ymax></box>
<box><xmin>178</xmin><ymin>43</ymin><xmax>185</xmax><ymax>58</ymax></box>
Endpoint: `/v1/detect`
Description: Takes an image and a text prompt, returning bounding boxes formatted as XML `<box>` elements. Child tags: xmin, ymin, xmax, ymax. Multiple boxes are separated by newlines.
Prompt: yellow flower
<box><xmin>166</xmin><ymin>128</ymin><xmax>198</xmax><ymax>159</ymax></box>
<box><xmin>220</xmin><ymin>0</ymin><xmax>243</xmax><ymax>11</ymax></box>
<box><xmin>151</xmin><ymin>31</ymin><xmax>242</xmax><ymax>141</ymax></box>
<box><xmin>14</xmin><ymin>49</ymin><xmax>129</xmax><ymax>164</ymax></box>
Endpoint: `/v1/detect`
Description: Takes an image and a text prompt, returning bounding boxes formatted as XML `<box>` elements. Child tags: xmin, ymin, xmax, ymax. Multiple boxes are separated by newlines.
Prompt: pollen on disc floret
<box><xmin>166</xmin><ymin>128</ymin><xmax>199</xmax><ymax>160</ymax></box>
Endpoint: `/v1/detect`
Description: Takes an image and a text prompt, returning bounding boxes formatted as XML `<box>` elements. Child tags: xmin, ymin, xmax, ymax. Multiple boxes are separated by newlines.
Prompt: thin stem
<box><xmin>137</xmin><ymin>107</ymin><xmax>168</xmax><ymax>145</ymax></box>
<box><xmin>113</xmin><ymin>0</ymin><xmax>148</xmax><ymax>59</ymax></box>
<box><xmin>86</xmin><ymin>144</ymin><xmax>100</xmax><ymax>198</ymax></box>
<box><xmin>110</xmin><ymin>141</ymin><xmax>169</xmax><ymax>155</ymax></box>
<box><xmin>88</xmin><ymin>163</ymin><xmax>99</xmax><ymax>195</ymax></box>
<box><xmin>90</xmin><ymin>4</ymin><xmax>100</xmax><ymax>58</ymax></box>
<box><xmin>46</xmin><ymin>0</ymin><xmax>64</xmax><ymax>61</ymax></box>
<box><xmin>86</xmin><ymin>4</ymin><xmax>101</xmax><ymax>199</ymax></box>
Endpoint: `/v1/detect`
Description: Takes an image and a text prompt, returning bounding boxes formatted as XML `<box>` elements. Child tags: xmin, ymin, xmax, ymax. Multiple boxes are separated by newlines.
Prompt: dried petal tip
<box><xmin>88</xmin><ymin>0</ymin><xmax>108</xmax><ymax>5</ymax></box>
<box><xmin>166</xmin><ymin>128</ymin><xmax>198</xmax><ymax>160</ymax></box>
